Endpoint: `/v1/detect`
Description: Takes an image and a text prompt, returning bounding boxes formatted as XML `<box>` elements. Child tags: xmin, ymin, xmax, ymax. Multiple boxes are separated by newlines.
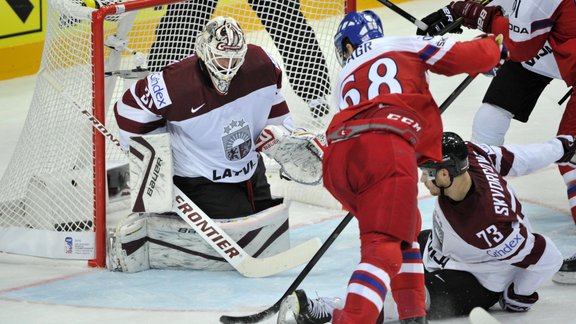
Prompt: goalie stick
<box><xmin>219</xmin><ymin>212</ymin><xmax>354</xmax><ymax>323</ymax></box>
<box><xmin>42</xmin><ymin>71</ymin><xmax>323</xmax><ymax>277</ymax></box>
<box><xmin>171</xmin><ymin>185</ymin><xmax>322</xmax><ymax>277</ymax></box>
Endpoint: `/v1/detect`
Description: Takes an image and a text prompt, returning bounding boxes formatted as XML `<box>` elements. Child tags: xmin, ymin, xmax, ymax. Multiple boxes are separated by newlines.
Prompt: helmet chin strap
<box><xmin>431</xmin><ymin>175</ymin><xmax>455</xmax><ymax>196</ymax></box>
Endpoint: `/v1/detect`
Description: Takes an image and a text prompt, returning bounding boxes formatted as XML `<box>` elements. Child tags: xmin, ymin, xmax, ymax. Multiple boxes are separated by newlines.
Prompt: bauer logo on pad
<box><xmin>129</xmin><ymin>133</ymin><xmax>174</xmax><ymax>213</ymax></box>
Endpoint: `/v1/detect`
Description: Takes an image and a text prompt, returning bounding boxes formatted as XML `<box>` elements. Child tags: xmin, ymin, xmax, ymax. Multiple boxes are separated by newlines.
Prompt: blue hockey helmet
<box><xmin>334</xmin><ymin>10</ymin><xmax>384</xmax><ymax>66</ymax></box>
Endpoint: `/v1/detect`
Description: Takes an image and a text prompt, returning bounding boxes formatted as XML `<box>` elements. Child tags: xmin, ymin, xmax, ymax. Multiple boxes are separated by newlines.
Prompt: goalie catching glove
<box><xmin>256</xmin><ymin>125</ymin><xmax>326</xmax><ymax>185</ymax></box>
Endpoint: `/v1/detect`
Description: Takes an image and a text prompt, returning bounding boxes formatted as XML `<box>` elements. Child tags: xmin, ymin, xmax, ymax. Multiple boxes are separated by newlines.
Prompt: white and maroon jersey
<box><xmin>489</xmin><ymin>0</ymin><xmax>576</xmax><ymax>85</ymax></box>
<box><xmin>114</xmin><ymin>44</ymin><xmax>293</xmax><ymax>183</ymax></box>
<box><xmin>328</xmin><ymin>35</ymin><xmax>501</xmax><ymax>163</ymax></box>
<box><xmin>423</xmin><ymin>140</ymin><xmax>563</xmax><ymax>294</ymax></box>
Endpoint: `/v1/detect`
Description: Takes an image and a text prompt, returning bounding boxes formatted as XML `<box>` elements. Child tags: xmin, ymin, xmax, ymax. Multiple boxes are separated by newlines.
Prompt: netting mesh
<box><xmin>0</xmin><ymin>0</ymin><xmax>345</xmax><ymax>260</ymax></box>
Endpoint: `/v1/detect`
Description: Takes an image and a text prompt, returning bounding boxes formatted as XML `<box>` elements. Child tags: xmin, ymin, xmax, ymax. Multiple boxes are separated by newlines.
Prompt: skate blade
<box><xmin>552</xmin><ymin>271</ymin><xmax>576</xmax><ymax>284</ymax></box>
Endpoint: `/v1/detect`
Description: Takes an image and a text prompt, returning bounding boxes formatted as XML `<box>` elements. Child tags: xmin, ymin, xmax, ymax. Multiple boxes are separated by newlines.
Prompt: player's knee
<box><xmin>471</xmin><ymin>103</ymin><xmax>513</xmax><ymax>145</ymax></box>
<box><xmin>361</xmin><ymin>233</ymin><xmax>403</xmax><ymax>276</ymax></box>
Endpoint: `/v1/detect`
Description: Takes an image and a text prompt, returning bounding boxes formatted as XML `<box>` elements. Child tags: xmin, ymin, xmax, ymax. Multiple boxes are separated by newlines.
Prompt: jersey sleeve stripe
<box><xmin>268</xmin><ymin>102</ymin><xmax>290</xmax><ymax>118</ymax></box>
<box><xmin>418</xmin><ymin>45</ymin><xmax>441</xmax><ymax>63</ymax></box>
<box><xmin>531</xmin><ymin>19</ymin><xmax>555</xmax><ymax>32</ymax></box>
<box><xmin>512</xmin><ymin>233</ymin><xmax>546</xmax><ymax>269</ymax></box>
<box><xmin>114</xmin><ymin>105</ymin><xmax>166</xmax><ymax>134</ymax></box>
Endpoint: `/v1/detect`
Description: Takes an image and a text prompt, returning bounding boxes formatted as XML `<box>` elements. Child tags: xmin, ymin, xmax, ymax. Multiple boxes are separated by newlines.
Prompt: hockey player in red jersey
<box><xmin>419</xmin><ymin>132</ymin><xmax>568</xmax><ymax>318</ymax></box>
<box><xmin>278</xmin><ymin>10</ymin><xmax>506</xmax><ymax>324</ymax></box>
<box><xmin>418</xmin><ymin>0</ymin><xmax>576</xmax><ymax>224</ymax></box>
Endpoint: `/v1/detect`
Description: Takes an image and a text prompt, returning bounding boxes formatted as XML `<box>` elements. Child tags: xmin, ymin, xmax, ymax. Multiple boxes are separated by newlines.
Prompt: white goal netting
<box><xmin>0</xmin><ymin>0</ymin><xmax>348</xmax><ymax>265</ymax></box>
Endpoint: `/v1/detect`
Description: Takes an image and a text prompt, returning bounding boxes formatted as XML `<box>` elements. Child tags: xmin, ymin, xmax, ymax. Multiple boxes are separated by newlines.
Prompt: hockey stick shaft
<box><xmin>439</xmin><ymin>75</ymin><xmax>475</xmax><ymax>113</ymax></box>
<box><xmin>436</xmin><ymin>0</ymin><xmax>493</xmax><ymax>110</ymax></box>
<box><xmin>377</xmin><ymin>0</ymin><xmax>428</xmax><ymax>30</ymax></box>
<box><xmin>219</xmin><ymin>212</ymin><xmax>354</xmax><ymax>323</ymax></box>
<box><xmin>45</xmin><ymin>70</ymin><xmax>322</xmax><ymax>277</ymax></box>
<box><xmin>559</xmin><ymin>87</ymin><xmax>573</xmax><ymax>106</ymax></box>
<box><xmin>104</xmin><ymin>67</ymin><xmax>149</xmax><ymax>79</ymax></box>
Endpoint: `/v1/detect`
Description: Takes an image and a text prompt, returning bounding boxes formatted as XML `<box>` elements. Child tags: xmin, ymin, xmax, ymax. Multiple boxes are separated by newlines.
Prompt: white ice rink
<box><xmin>0</xmin><ymin>0</ymin><xmax>575</xmax><ymax>323</ymax></box>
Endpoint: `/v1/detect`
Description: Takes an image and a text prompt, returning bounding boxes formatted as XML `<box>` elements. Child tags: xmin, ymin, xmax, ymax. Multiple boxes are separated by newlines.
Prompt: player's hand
<box><xmin>450</xmin><ymin>1</ymin><xmax>503</xmax><ymax>33</ymax></box>
<box><xmin>499</xmin><ymin>283</ymin><xmax>539</xmax><ymax>312</ymax></box>
<box><xmin>416</xmin><ymin>6</ymin><xmax>463</xmax><ymax>36</ymax></box>
<box><xmin>556</xmin><ymin>135</ymin><xmax>576</xmax><ymax>167</ymax></box>
<box><xmin>481</xmin><ymin>34</ymin><xmax>508</xmax><ymax>77</ymax></box>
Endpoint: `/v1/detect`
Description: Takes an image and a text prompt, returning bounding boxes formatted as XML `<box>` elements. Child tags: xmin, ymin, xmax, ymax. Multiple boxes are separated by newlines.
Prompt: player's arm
<box><xmin>472</xmin><ymin>136</ymin><xmax>576</xmax><ymax>177</ymax></box>
<box><xmin>421</xmin><ymin>35</ymin><xmax>504</xmax><ymax>77</ymax></box>
<box><xmin>114</xmin><ymin>76</ymin><xmax>167</xmax><ymax>150</ymax></box>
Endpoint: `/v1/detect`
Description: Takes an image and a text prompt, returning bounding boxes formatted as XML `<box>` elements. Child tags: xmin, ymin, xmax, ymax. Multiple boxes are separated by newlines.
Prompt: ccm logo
<box><xmin>387</xmin><ymin>113</ymin><xmax>422</xmax><ymax>132</ymax></box>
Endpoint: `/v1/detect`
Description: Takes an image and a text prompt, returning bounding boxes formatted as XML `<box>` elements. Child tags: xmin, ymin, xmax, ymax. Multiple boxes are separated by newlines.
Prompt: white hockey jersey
<box><xmin>488</xmin><ymin>0</ymin><xmax>576</xmax><ymax>84</ymax></box>
<box><xmin>423</xmin><ymin>139</ymin><xmax>564</xmax><ymax>294</ymax></box>
<box><xmin>114</xmin><ymin>45</ymin><xmax>293</xmax><ymax>183</ymax></box>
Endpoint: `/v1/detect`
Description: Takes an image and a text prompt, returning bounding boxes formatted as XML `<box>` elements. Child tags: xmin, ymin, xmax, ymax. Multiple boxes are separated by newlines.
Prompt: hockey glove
<box><xmin>499</xmin><ymin>283</ymin><xmax>539</xmax><ymax>312</ymax></box>
<box><xmin>256</xmin><ymin>125</ymin><xmax>325</xmax><ymax>185</ymax></box>
<box><xmin>556</xmin><ymin>135</ymin><xmax>576</xmax><ymax>167</ymax></box>
<box><xmin>481</xmin><ymin>34</ymin><xmax>509</xmax><ymax>77</ymax></box>
<box><xmin>450</xmin><ymin>1</ymin><xmax>503</xmax><ymax>33</ymax></box>
<box><xmin>416</xmin><ymin>6</ymin><xmax>463</xmax><ymax>36</ymax></box>
<box><xmin>255</xmin><ymin>124</ymin><xmax>290</xmax><ymax>155</ymax></box>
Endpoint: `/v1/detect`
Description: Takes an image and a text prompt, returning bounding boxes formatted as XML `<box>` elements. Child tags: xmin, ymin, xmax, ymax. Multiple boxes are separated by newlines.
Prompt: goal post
<box><xmin>0</xmin><ymin>0</ymin><xmax>354</xmax><ymax>267</ymax></box>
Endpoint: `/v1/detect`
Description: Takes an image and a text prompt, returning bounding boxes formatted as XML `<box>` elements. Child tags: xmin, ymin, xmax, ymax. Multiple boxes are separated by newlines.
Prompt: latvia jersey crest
<box><xmin>222</xmin><ymin>119</ymin><xmax>252</xmax><ymax>161</ymax></box>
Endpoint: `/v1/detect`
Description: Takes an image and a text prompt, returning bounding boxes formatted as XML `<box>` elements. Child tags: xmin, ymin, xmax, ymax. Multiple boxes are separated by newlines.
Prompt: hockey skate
<box><xmin>277</xmin><ymin>289</ymin><xmax>343</xmax><ymax>324</ymax></box>
<box><xmin>552</xmin><ymin>254</ymin><xmax>576</xmax><ymax>284</ymax></box>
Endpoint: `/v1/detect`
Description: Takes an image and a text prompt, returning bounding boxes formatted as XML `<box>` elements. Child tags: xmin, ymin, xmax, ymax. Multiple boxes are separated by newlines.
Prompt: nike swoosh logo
<box><xmin>191</xmin><ymin>103</ymin><xmax>205</xmax><ymax>113</ymax></box>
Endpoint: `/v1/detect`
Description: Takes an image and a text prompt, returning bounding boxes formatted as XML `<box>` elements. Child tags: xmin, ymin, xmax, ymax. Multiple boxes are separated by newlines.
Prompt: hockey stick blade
<box><xmin>469</xmin><ymin>307</ymin><xmax>501</xmax><ymax>324</ymax></box>
<box><xmin>173</xmin><ymin>186</ymin><xmax>322</xmax><ymax>278</ymax></box>
<box><xmin>219</xmin><ymin>213</ymin><xmax>354</xmax><ymax>324</ymax></box>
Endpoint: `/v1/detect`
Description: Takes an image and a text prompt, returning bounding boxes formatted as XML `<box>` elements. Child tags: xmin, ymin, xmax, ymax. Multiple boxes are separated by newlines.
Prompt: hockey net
<box><xmin>0</xmin><ymin>0</ymin><xmax>352</xmax><ymax>266</ymax></box>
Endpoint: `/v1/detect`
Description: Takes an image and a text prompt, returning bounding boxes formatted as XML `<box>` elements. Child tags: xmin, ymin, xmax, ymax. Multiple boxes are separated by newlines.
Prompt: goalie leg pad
<box><xmin>107</xmin><ymin>213</ymin><xmax>150</xmax><ymax>272</ymax></box>
<box><xmin>146</xmin><ymin>202</ymin><xmax>291</xmax><ymax>271</ymax></box>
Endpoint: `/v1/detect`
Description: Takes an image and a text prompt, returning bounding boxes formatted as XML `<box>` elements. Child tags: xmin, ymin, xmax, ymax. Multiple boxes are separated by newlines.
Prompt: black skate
<box><xmin>553</xmin><ymin>253</ymin><xmax>576</xmax><ymax>284</ymax></box>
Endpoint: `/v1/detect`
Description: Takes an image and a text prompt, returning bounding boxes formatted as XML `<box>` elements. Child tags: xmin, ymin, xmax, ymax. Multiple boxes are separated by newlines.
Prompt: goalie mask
<box><xmin>420</xmin><ymin>132</ymin><xmax>469</xmax><ymax>182</ymax></box>
<box><xmin>334</xmin><ymin>10</ymin><xmax>384</xmax><ymax>66</ymax></box>
<box><xmin>195</xmin><ymin>16</ymin><xmax>247</xmax><ymax>94</ymax></box>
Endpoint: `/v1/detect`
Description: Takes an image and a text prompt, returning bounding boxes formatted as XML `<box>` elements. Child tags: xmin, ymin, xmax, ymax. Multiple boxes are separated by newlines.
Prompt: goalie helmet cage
<box><xmin>0</xmin><ymin>0</ymin><xmax>355</xmax><ymax>267</ymax></box>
